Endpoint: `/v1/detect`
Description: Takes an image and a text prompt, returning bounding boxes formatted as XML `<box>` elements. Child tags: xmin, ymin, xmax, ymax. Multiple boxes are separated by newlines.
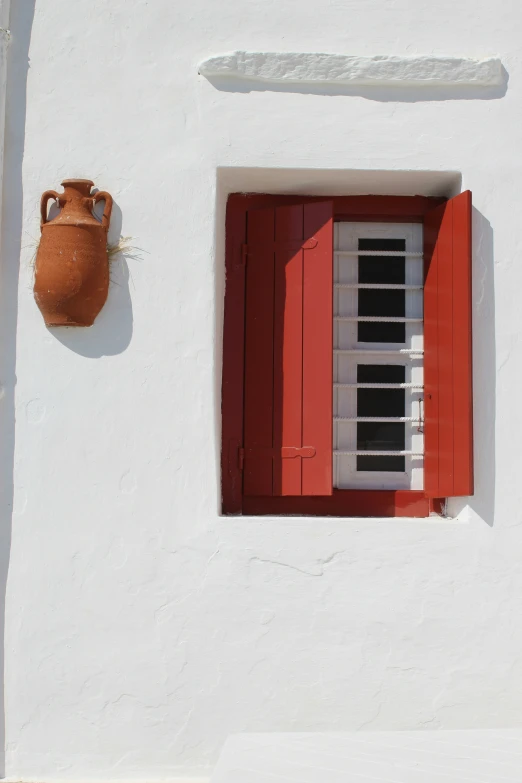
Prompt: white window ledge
<box><xmin>210</xmin><ymin>730</ymin><xmax>522</xmax><ymax>783</ymax></box>
<box><xmin>199</xmin><ymin>52</ymin><xmax>503</xmax><ymax>87</ymax></box>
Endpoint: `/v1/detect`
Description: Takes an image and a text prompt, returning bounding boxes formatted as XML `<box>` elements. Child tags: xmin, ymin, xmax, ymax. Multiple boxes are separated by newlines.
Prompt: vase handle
<box><xmin>93</xmin><ymin>191</ymin><xmax>113</xmax><ymax>229</ymax></box>
<box><xmin>40</xmin><ymin>190</ymin><xmax>60</xmax><ymax>226</ymax></box>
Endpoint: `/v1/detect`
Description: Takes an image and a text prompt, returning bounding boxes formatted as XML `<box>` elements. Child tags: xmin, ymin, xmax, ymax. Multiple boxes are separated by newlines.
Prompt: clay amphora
<box><xmin>34</xmin><ymin>179</ymin><xmax>113</xmax><ymax>326</ymax></box>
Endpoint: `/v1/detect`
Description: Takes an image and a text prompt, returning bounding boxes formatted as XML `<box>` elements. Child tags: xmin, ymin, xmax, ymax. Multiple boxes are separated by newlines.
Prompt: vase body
<box><xmin>34</xmin><ymin>179</ymin><xmax>113</xmax><ymax>326</ymax></box>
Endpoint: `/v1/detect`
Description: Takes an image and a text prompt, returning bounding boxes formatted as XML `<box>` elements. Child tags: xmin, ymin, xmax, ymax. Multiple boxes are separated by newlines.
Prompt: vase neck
<box><xmin>61</xmin><ymin>179</ymin><xmax>94</xmax><ymax>200</ymax></box>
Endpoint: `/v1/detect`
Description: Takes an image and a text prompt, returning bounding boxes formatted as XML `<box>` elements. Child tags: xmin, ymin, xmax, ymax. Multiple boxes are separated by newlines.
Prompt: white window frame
<box><xmin>333</xmin><ymin>221</ymin><xmax>424</xmax><ymax>491</ymax></box>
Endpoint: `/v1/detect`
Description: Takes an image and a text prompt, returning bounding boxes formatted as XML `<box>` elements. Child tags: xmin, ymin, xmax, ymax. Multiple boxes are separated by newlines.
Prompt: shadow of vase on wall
<box><xmin>34</xmin><ymin>178</ymin><xmax>113</xmax><ymax>327</ymax></box>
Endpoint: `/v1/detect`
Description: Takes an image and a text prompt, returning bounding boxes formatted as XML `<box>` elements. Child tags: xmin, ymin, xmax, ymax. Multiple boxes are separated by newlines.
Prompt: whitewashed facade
<box><xmin>0</xmin><ymin>0</ymin><xmax>520</xmax><ymax>780</ymax></box>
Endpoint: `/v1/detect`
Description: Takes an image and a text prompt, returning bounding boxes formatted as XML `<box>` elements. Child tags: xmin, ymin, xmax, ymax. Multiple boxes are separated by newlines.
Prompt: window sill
<box><xmin>223</xmin><ymin>513</ymin><xmax>466</xmax><ymax>525</ymax></box>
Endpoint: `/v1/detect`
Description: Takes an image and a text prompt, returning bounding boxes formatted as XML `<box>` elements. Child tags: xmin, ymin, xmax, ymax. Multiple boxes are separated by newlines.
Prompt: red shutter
<box><xmin>243</xmin><ymin>201</ymin><xmax>333</xmax><ymax>496</ymax></box>
<box><xmin>424</xmin><ymin>191</ymin><xmax>473</xmax><ymax>498</ymax></box>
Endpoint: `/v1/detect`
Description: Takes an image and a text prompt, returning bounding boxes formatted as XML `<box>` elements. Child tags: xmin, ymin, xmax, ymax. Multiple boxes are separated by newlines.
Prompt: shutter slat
<box><xmin>243</xmin><ymin>208</ymin><xmax>275</xmax><ymax>495</ymax></box>
<box><xmin>424</xmin><ymin>191</ymin><xmax>473</xmax><ymax>498</ymax></box>
<box><xmin>437</xmin><ymin>202</ymin><xmax>454</xmax><ymax>493</ymax></box>
<box><xmin>302</xmin><ymin>202</ymin><xmax>334</xmax><ymax>495</ymax></box>
<box><xmin>243</xmin><ymin>201</ymin><xmax>334</xmax><ymax>498</ymax></box>
<box><xmin>424</xmin><ymin>208</ymin><xmax>440</xmax><ymax>494</ymax></box>
<box><xmin>273</xmin><ymin>205</ymin><xmax>304</xmax><ymax>495</ymax></box>
<box><xmin>452</xmin><ymin>191</ymin><xmax>474</xmax><ymax>495</ymax></box>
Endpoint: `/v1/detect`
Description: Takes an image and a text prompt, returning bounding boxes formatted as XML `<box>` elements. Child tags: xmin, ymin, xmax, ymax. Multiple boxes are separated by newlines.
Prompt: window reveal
<box><xmin>221</xmin><ymin>193</ymin><xmax>473</xmax><ymax>517</ymax></box>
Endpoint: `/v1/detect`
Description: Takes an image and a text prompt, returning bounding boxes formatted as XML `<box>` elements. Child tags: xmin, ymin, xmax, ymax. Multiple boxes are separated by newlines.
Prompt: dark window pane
<box><xmin>358</xmin><ymin>289</ymin><xmax>405</xmax><ymax>317</ymax></box>
<box><xmin>357</xmin><ymin>388</ymin><xmax>405</xmax><ymax>417</ymax></box>
<box><xmin>357</xmin><ymin>422</ymin><xmax>405</xmax><ymax>451</ymax></box>
<box><xmin>359</xmin><ymin>239</ymin><xmax>405</xmax><ymax>252</ymax></box>
<box><xmin>353</xmin><ymin>240</ymin><xmax>408</xmax><ymax>473</ymax></box>
<box><xmin>358</xmin><ymin>365</ymin><xmax>405</xmax><ymax>383</ymax></box>
<box><xmin>358</xmin><ymin>321</ymin><xmax>405</xmax><ymax>342</ymax></box>
<box><xmin>357</xmin><ymin>455</ymin><xmax>405</xmax><ymax>471</ymax></box>
<box><xmin>359</xmin><ymin>258</ymin><xmax>405</xmax><ymax>284</ymax></box>
<box><xmin>358</xmin><ymin>238</ymin><xmax>406</xmax><ymax>285</ymax></box>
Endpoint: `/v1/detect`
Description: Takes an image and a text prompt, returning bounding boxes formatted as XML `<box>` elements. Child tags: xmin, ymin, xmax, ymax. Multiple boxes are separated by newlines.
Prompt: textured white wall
<box><xmin>0</xmin><ymin>0</ymin><xmax>521</xmax><ymax>779</ymax></box>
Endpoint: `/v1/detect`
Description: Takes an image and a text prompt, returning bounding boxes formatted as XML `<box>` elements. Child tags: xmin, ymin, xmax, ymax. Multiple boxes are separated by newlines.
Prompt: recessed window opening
<box><xmin>222</xmin><ymin>191</ymin><xmax>473</xmax><ymax>517</ymax></box>
<box><xmin>334</xmin><ymin>222</ymin><xmax>424</xmax><ymax>491</ymax></box>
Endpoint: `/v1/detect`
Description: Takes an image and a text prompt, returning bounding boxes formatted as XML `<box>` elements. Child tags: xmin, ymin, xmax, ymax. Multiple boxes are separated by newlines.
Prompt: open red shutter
<box><xmin>243</xmin><ymin>201</ymin><xmax>333</xmax><ymax>496</ymax></box>
<box><xmin>424</xmin><ymin>190</ymin><xmax>473</xmax><ymax>498</ymax></box>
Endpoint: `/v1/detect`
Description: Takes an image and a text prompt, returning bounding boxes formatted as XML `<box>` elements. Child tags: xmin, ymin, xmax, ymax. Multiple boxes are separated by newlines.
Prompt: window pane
<box><xmin>358</xmin><ymin>287</ymin><xmax>406</xmax><ymax>341</ymax></box>
<box><xmin>357</xmin><ymin>365</ymin><xmax>405</xmax><ymax>471</ymax></box>
<box><xmin>359</xmin><ymin>259</ymin><xmax>405</xmax><ymax>285</ymax></box>
<box><xmin>357</xmin><ymin>388</ymin><xmax>405</xmax><ymax>417</ymax></box>
<box><xmin>357</xmin><ymin>422</ymin><xmax>405</xmax><ymax>451</ymax></box>
<box><xmin>359</xmin><ymin>238</ymin><xmax>406</xmax><ymax>252</ymax></box>
<box><xmin>358</xmin><ymin>288</ymin><xmax>405</xmax><ymax>317</ymax></box>
<box><xmin>357</xmin><ymin>455</ymin><xmax>405</xmax><ymax>471</ymax></box>
<box><xmin>358</xmin><ymin>321</ymin><xmax>405</xmax><ymax>342</ymax></box>
<box><xmin>358</xmin><ymin>238</ymin><xmax>406</xmax><ymax>285</ymax></box>
<box><xmin>358</xmin><ymin>365</ymin><xmax>405</xmax><ymax>383</ymax></box>
<box><xmin>358</xmin><ymin>238</ymin><xmax>406</xmax><ymax>342</ymax></box>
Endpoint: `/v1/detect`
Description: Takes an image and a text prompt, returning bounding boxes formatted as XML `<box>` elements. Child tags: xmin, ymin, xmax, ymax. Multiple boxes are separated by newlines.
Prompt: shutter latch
<box><xmin>238</xmin><ymin>446</ymin><xmax>316</xmax><ymax>470</ymax></box>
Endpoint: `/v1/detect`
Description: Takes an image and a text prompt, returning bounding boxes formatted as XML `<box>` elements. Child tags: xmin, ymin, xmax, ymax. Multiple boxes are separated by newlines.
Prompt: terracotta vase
<box><xmin>34</xmin><ymin>179</ymin><xmax>113</xmax><ymax>326</ymax></box>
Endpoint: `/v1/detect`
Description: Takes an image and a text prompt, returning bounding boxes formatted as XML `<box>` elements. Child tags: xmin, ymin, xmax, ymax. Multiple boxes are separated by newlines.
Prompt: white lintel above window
<box><xmin>199</xmin><ymin>52</ymin><xmax>503</xmax><ymax>87</ymax></box>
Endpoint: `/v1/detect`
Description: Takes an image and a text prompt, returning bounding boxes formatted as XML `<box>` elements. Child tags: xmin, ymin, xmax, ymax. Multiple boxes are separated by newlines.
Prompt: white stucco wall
<box><xmin>0</xmin><ymin>0</ymin><xmax>521</xmax><ymax>779</ymax></box>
